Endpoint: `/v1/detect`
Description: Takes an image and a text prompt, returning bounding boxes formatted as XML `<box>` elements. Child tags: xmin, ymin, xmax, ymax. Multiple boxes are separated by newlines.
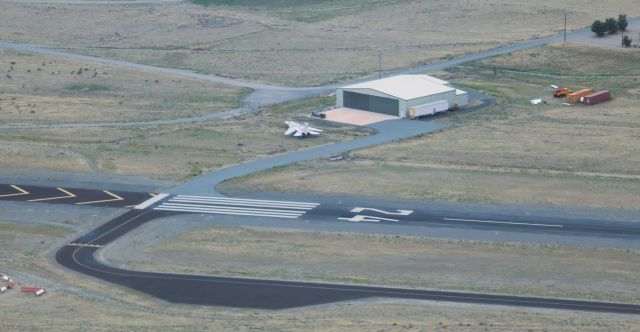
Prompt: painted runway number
<box><xmin>339</xmin><ymin>207</ymin><xmax>414</xmax><ymax>223</ymax></box>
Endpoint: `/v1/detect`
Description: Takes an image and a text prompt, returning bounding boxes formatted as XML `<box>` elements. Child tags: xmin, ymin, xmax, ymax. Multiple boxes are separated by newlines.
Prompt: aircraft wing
<box><xmin>284</xmin><ymin>127</ymin><xmax>297</xmax><ymax>135</ymax></box>
<box><xmin>293</xmin><ymin>131</ymin><xmax>303</xmax><ymax>137</ymax></box>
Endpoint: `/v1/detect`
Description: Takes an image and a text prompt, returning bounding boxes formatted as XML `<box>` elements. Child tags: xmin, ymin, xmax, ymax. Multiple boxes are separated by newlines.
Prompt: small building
<box><xmin>336</xmin><ymin>75</ymin><xmax>468</xmax><ymax>118</ymax></box>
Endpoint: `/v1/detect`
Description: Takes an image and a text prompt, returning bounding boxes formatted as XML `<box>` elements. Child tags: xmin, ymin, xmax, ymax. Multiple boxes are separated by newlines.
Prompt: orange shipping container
<box><xmin>566</xmin><ymin>88</ymin><xmax>593</xmax><ymax>104</ymax></box>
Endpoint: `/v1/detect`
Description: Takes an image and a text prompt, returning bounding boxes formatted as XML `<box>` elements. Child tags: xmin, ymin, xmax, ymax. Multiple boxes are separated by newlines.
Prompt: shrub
<box><xmin>618</xmin><ymin>14</ymin><xmax>628</xmax><ymax>31</ymax></box>
<box><xmin>605</xmin><ymin>17</ymin><xmax>618</xmax><ymax>34</ymax></box>
<box><xmin>591</xmin><ymin>20</ymin><xmax>606</xmax><ymax>37</ymax></box>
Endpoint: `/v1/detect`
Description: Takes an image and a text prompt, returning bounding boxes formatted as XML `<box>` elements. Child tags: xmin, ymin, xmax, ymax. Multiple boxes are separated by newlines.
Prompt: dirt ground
<box><xmin>222</xmin><ymin>43</ymin><xmax>640</xmax><ymax>210</ymax></box>
<box><xmin>0</xmin><ymin>48</ymin><xmax>246</xmax><ymax>125</ymax></box>
<box><xmin>1</xmin><ymin>204</ymin><xmax>639</xmax><ymax>331</ymax></box>
<box><xmin>324</xmin><ymin>107</ymin><xmax>398</xmax><ymax>125</ymax></box>
<box><xmin>1</xmin><ymin>1</ymin><xmax>638</xmax><ymax>86</ymax></box>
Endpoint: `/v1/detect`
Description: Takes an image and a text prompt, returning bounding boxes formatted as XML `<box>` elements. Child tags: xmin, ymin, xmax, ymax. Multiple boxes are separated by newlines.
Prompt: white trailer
<box><xmin>408</xmin><ymin>100</ymin><xmax>449</xmax><ymax>119</ymax></box>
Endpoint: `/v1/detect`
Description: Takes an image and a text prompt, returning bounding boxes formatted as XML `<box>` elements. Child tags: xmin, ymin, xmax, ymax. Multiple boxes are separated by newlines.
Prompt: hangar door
<box><xmin>343</xmin><ymin>91</ymin><xmax>399</xmax><ymax>116</ymax></box>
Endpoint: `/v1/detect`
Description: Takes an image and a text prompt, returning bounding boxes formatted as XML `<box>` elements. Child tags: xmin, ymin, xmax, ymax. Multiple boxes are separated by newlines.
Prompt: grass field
<box><xmin>222</xmin><ymin>43</ymin><xmax>640</xmax><ymax>210</ymax></box>
<box><xmin>2</xmin><ymin>1</ymin><xmax>638</xmax><ymax>85</ymax></box>
<box><xmin>0</xmin><ymin>49</ymin><xmax>247</xmax><ymax>125</ymax></box>
<box><xmin>0</xmin><ymin>94</ymin><xmax>365</xmax><ymax>180</ymax></box>
<box><xmin>0</xmin><ymin>49</ymin><xmax>372</xmax><ymax>179</ymax></box>
<box><xmin>105</xmin><ymin>221</ymin><xmax>640</xmax><ymax>303</ymax></box>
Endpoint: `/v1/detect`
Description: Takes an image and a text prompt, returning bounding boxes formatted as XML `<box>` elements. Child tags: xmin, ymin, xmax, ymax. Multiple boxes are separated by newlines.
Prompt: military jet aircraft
<box><xmin>284</xmin><ymin>121</ymin><xmax>322</xmax><ymax>138</ymax></box>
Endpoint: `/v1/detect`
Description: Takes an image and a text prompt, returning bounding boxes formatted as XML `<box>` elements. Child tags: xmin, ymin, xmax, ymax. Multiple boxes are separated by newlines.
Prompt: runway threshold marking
<box><xmin>154</xmin><ymin>195</ymin><xmax>317</xmax><ymax>218</ymax></box>
<box><xmin>443</xmin><ymin>218</ymin><xmax>563</xmax><ymax>228</ymax></box>
<box><xmin>133</xmin><ymin>193</ymin><xmax>167</xmax><ymax>210</ymax></box>
<box><xmin>28</xmin><ymin>188</ymin><xmax>76</xmax><ymax>202</ymax></box>
<box><xmin>76</xmin><ymin>190</ymin><xmax>124</xmax><ymax>205</ymax></box>
<box><xmin>0</xmin><ymin>185</ymin><xmax>29</xmax><ymax>198</ymax></box>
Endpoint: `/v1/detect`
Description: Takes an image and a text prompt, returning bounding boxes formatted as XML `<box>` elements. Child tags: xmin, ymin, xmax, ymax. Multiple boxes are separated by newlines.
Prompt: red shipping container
<box><xmin>582</xmin><ymin>90</ymin><xmax>610</xmax><ymax>105</ymax></box>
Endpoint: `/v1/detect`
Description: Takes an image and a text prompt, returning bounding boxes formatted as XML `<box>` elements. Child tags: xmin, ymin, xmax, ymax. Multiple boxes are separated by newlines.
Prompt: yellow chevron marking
<box><xmin>28</xmin><ymin>188</ymin><xmax>76</xmax><ymax>202</ymax></box>
<box><xmin>0</xmin><ymin>185</ymin><xmax>29</xmax><ymax>198</ymax></box>
<box><xmin>76</xmin><ymin>190</ymin><xmax>124</xmax><ymax>205</ymax></box>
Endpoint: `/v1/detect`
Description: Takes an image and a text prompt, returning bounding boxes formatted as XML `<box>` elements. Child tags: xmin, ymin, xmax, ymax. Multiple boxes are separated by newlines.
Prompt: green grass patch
<box><xmin>0</xmin><ymin>221</ymin><xmax>69</xmax><ymax>237</ymax></box>
<box><xmin>264</xmin><ymin>95</ymin><xmax>333</xmax><ymax>115</ymax></box>
<box><xmin>189</xmin><ymin>0</ymin><xmax>338</xmax><ymax>8</ymax></box>
<box><xmin>188</xmin><ymin>0</ymin><xmax>408</xmax><ymax>23</ymax></box>
<box><xmin>64</xmin><ymin>83</ymin><xmax>113</xmax><ymax>93</ymax></box>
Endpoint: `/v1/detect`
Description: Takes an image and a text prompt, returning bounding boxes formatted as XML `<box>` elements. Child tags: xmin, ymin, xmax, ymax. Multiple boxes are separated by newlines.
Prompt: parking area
<box><xmin>322</xmin><ymin>107</ymin><xmax>399</xmax><ymax>126</ymax></box>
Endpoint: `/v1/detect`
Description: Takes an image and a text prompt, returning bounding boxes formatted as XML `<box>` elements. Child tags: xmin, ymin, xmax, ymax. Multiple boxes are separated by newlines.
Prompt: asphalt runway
<box><xmin>9</xmin><ymin>183</ymin><xmax>638</xmax><ymax>241</ymax></box>
<box><xmin>55</xmin><ymin>209</ymin><xmax>640</xmax><ymax>313</ymax></box>
<box><xmin>4</xmin><ymin>182</ymin><xmax>639</xmax><ymax>311</ymax></box>
<box><xmin>0</xmin><ymin>183</ymin><xmax>154</xmax><ymax>208</ymax></box>
<box><xmin>153</xmin><ymin>194</ymin><xmax>640</xmax><ymax>241</ymax></box>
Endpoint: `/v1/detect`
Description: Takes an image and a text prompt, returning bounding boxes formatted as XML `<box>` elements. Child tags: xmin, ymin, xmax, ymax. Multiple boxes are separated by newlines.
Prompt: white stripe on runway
<box><xmin>134</xmin><ymin>193</ymin><xmax>169</xmax><ymax>210</ymax></box>
<box><xmin>154</xmin><ymin>195</ymin><xmax>318</xmax><ymax>219</ymax></box>
<box><xmin>169</xmin><ymin>197</ymin><xmax>316</xmax><ymax>210</ymax></box>
<box><xmin>443</xmin><ymin>218</ymin><xmax>562</xmax><ymax>228</ymax></box>
<box><xmin>154</xmin><ymin>206</ymin><xmax>301</xmax><ymax>218</ymax></box>
<box><xmin>174</xmin><ymin>195</ymin><xmax>318</xmax><ymax>207</ymax></box>
<box><xmin>160</xmin><ymin>203</ymin><xmax>305</xmax><ymax>216</ymax></box>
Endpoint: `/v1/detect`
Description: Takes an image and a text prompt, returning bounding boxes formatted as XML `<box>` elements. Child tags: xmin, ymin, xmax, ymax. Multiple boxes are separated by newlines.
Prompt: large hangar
<box><xmin>336</xmin><ymin>75</ymin><xmax>468</xmax><ymax>118</ymax></box>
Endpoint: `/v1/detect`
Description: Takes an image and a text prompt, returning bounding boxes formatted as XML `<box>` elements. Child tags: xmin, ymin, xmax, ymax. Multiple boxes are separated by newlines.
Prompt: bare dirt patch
<box><xmin>324</xmin><ymin>107</ymin><xmax>398</xmax><ymax>126</ymax></box>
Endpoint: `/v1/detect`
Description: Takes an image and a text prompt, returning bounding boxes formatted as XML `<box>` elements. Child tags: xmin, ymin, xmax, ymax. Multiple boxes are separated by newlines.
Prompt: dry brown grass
<box><xmin>2</xmin><ymin>1</ymin><xmax>639</xmax><ymax>85</ymax></box>
<box><xmin>0</xmin><ymin>49</ymin><xmax>246</xmax><ymax>125</ymax></box>
<box><xmin>0</xmin><ymin>49</ymin><xmax>372</xmax><ymax>179</ymax></box>
<box><xmin>105</xmin><ymin>222</ymin><xmax>640</xmax><ymax>303</ymax></box>
<box><xmin>0</xmin><ymin>92</ymin><xmax>366</xmax><ymax>179</ymax></box>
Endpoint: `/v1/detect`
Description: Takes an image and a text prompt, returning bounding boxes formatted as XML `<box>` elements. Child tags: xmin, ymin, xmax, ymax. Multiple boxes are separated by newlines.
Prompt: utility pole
<box><xmin>563</xmin><ymin>9</ymin><xmax>567</xmax><ymax>43</ymax></box>
<box><xmin>378</xmin><ymin>49</ymin><xmax>382</xmax><ymax>79</ymax></box>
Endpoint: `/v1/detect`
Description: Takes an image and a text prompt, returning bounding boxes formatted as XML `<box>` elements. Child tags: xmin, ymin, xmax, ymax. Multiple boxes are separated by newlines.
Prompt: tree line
<box><xmin>591</xmin><ymin>14</ymin><xmax>628</xmax><ymax>37</ymax></box>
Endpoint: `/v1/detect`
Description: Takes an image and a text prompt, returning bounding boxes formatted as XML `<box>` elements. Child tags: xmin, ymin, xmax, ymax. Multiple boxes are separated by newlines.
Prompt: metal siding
<box><xmin>336</xmin><ymin>88</ymin><xmax>344</xmax><ymax>107</ymax></box>
<box><xmin>454</xmin><ymin>93</ymin><xmax>469</xmax><ymax>107</ymax></box>
<box><xmin>406</xmin><ymin>91</ymin><xmax>456</xmax><ymax>109</ymax></box>
<box><xmin>399</xmin><ymin>100</ymin><xmax>408</xmax><ymax>118</ymax></box>
<box><xmin>344</xmin><ymin>88</ymin><xmax>395</xmax><ymax>98</ymax></box>
<box><xmin>342</xmin><ymin>91</ymin><xmax>399</xmax><ymax>116</ymax></box>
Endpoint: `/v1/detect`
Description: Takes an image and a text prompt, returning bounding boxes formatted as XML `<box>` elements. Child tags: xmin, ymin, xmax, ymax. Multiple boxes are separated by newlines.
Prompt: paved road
<box><xmin>5</xmin><ymin>183</ymin><xmax>639</xmax><ymax>246</ymax></box>
<box><xmin>169</xmin><ymin>119</ymin><xmax>447</xmax><ymax>195</ymax></box>
<box><xmin>154</xmin><ymin>193</ymin><xmax>640</xmax><ymax>245</ymax></box>
<box><xmin>55</xmin><ymin>209</ymin><xmax>640</xmax><ymax>313</ymax></box>
<box><xmin>0</xmin><ymin>183</ymin><xmax>153</xmax><ymax>208</ymax></box>
<box><xmin>4</xmin><ymin>182</ymin><xmax>639</xmax><ymax>309</ymax></box>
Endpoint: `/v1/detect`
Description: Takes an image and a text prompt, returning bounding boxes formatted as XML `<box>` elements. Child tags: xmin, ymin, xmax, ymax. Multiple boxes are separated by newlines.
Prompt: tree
<box><xmin>605</xmin><ymin>17</ymin><xmax>618</xmax><ymax>34</ymax></box>
<box><xmin>591</xmin><ymin>20</ymin><xmax>606</xmax><ymax>37</ymax></box>
<box><xmin>618</xmin><ymin>14</ymin><xmax>628</xmax><ymax>31</ymax></box>
<box><xmin>623</xmin><ymin>35</ymin><xmax>632</xmax><ymax>47</ymax></box>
